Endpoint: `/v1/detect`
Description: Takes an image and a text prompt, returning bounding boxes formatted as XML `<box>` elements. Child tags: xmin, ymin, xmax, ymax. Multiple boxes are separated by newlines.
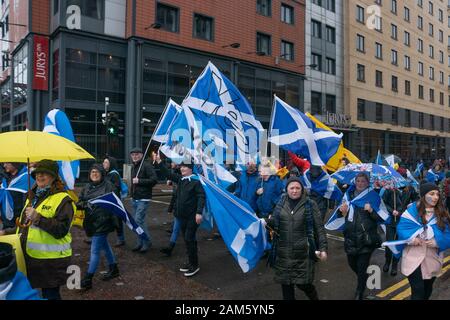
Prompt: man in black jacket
<box><xmin>155</xmin><ymin>155</ymin><xmax>205</xmax><ymax>277</ymax></box>
<box><xmin>129</xmin><ymin>148</ymin><xmax>158</xmax><ymax>253</ymax></box>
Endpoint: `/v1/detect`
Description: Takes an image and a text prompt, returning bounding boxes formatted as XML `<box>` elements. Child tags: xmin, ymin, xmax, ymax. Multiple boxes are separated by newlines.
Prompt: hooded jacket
<box><xmin>78</xmin><ymin>164</ymin><xmax>117</xmax><ymax>237</ymax></box>
<box><xmin>104</xmin><ymin>156</ymin><xmax>121</xmax><ymax>197</ymax></box>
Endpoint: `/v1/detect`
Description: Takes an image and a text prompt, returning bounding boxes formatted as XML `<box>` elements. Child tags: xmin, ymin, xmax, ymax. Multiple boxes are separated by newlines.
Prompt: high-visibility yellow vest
<box><xmin>24</xmin><ymin>192</ymin><xmax>75</xmax><ymax>259</ymax></box>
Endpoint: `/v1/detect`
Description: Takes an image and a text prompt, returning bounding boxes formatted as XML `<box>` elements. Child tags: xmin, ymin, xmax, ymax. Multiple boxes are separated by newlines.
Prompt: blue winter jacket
<box><xmin>234</xmin><ymin>171</ymin><xmax>261</xmax><ymax>212</ymax></box>
<box><xmin>256</xmin><ymin>175</ymin><xmax>284</xmax><ymax>217</ymax></box>
<box><xmin>1</xmin><ymin>272</ymin><xmax>41</xmax><ymax>300</ymax></box>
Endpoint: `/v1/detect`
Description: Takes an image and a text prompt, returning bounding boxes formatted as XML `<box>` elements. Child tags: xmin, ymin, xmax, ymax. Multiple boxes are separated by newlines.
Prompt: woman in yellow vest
<box><xmin>17</xmin><ymin>159</ymin><xmax>75</xmax><ymax>300</ymax></box>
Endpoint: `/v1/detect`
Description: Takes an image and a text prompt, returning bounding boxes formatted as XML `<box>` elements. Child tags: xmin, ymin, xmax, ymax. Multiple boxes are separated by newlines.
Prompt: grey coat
<box><xmin>268</xmin><ymin>194</ymin><xmax>328</xmax><ymax>285</ymax></box>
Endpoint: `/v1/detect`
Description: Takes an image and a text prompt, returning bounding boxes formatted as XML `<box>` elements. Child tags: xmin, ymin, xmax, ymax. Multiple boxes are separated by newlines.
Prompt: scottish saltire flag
<box><xmin>375</xmin><ymin>150</ymin><xmax>383</xmax><ymax>165</ymax></box>
<box><xmin>160</xmin><ymin>104</ymin><xmax>237</xmax><ymax>189</ymax></box>
<box><xmin>426</xmin><ymin>169</ymin><xmax>444</xmax><ymax>184</ymax></box>
<box><xmin>43</xmin><ymin>109</ymin><xmax>79</xmax><ymax>190</ymax></box>
<box><xmin>0</xmin><ymin>167</ymin><xmax>31</xmax><ymax>222</ymax></box>
<box><xmin>89</xmin><ymin>192</ymin><xmax>149</xmax><ymax>241</ymax></box>
<box><xmin>153</xmin><ymin>99</ymin><xmax>182</xmax><ymax>143</ymax></box>
<box><xmin>406</xmin><ymin>169</ymin><xmax>419</xmax><ymax>191</ymax></box>
<box><xmin>414</xmin><ymin>162</ymin><xmax>424</xmax><ymax>178</ymax></box>
<box><xmin>199</xmin><ymin>176</ymin><xmax>269</xmax><ymax>273</ymax></box>
<box><xmin>268</xmin><ymin>96</ymin><xmax>342</xmax><ymax>166</ymax></box>
<box><xmin>300</xmin><ymin>169</ymin><xmax>342</xmax><ymax>201</ymax></box>
<box><xmin>325</xmin><ymin>185</ymin><xmax>389</xmax><ymax>231</ymax></box>
<box><xmin>182</xmin><ymin>61</ymin><xmax>263</xmax><ymax>166</ymax></box>
<box><xmin>382</xmin><ymin>203</ymin><xmax>450</xmax><ymax>257</ymax></box>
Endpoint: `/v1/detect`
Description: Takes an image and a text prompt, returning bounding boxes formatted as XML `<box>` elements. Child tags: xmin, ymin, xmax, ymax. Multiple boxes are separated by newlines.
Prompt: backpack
<box><xmin>110</xmin><ymin>169</ymin><xmax>129</xmax><ymax>199</ymax></box>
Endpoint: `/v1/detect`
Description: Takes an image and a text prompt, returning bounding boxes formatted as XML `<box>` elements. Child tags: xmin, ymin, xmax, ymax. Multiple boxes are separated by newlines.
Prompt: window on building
<box><xmin>418</xmin><ymin>62</ymin><xmax>424</xmax><ymax>76</ymax></box>
<box><xmin>391</xmin><ymin>24</ymin><xmax>398</xmax><ymax>40</ymax></box>
<box><xmin>356</xmin><ymin>34</ymin><xmax>365</xmax><ymax>52</ymax></box>
<box><xmin>281</xmin><ymin>4</ymin><xmax>294</xmax><ymax>24</ymax></box>
<box><xmin>418</xmin><ymin>15</ymin><xmax>423</xmax><ymax>29</ymax></box>
<box><xmin>418</xmin><ymin>85</ymin><xmax>424</xmax><ymax>99</ymax></box>
<box><xmin>439</xmin><ymin>51</ymin><xmax>444</xmax><ymax>64</ymax></box>
<box><xmin>376</xmin><ymin>70</ymin><xmax>383</xmax><ymax>87</ymax></box>
<box><xmin>375</xmin><ymin>15</ymin><xmax>382</xmax><ymax>31</ymax></box>
<box><xmin>325</xmin><ymin>57</ymin><xmax>336</xmax><ymax>75</ymax></box>
<box><xmin>430</xmin><ymin>115</ymin><xmax>434</xmax><ymax>130</ymax></box>
<box><xmin>357</xmin><ymin>98</ymin><xmax>365</xmax><ymax>120</ymax></box>
<box><xmin>429</xmin><ymin>88</ymin><xmax>434</xmax><ymax>102</ymax></box>
<box><xmin>392</xmin><ymin>76</ymin><xmax>398</xmax><ymax>92</ymax></box>
<box><xmin>418</xmin><ymin>38</ymin><xmax>423</xmax><ymax>52</ymax></box>
<box><xmin>312</xmin><ymin>20</ymin><xmax>322</xmax><ymax>38</ymax></box>
<box><xmin>429</xmin><ymin>66</ymin><xmax>434</xmax><ymax>80</ymax></box>
<box><xmin>419</xmin><ymin>112</ymin><xmax>424</xmax><ymax>128</ymax></box>
<box><xmin>193</xmin><ymin>14</ymin><xmax>214</xmax><ymax>41</ymax></box>
<box><xmin>311</xmin><ymin>53</ymin><xmax>322</xmax><ymax>71</ymax></box>
<box><xmin>404</xmin><ymin>6</ymin><xmax>410</xmax><ymax>21</ymax></box>
<box><xmin>391</xmin><ymin>49</ymin><xmax>398</xmax><ymax>65</ymax></box>
<box><xmin>257</xmin><ymin>32</ymin><xmax>271</xmax><ymax>55</ymax></box>
<box><xmin>440</xmin><ymin>92</ymin><xmax>444</xmax><ymax>105</ymax></box>
<box><xmin>417</xmin><ymin>0</ymin><xmax>422</xmax><ymax>8</ymax></box>
<box><xmin>357</xmin><ymin>64</ymin><xmax>365</xmax><ymax>82</ymax></box>
<box><xmin>375</xmin><ymin>103</ymin><xmax>383</xmax><ymax>122</ymax></box>
<box><xmin>428</xmin><ymin>23</ymin><xmax>434</xmax><ymax>37</ymax></box>
<box><xmin>405</xmin><ymin>80</ymin><xmax>411</xmax><ymax>95</ymax></box>
<box><xmin>439</xmin><ymin>30</ymin><xmax>443</xmax><ymax>43</ymax></box>
<box><xmin>405</xmin><ymin>109</ymin><xmax>411</xmax><ymax>127</ymax></box>
<box><xmin>281</xmin><ymin>40</ymin><xmax>294</xmax><ymax>61</ymax></box>
<box><xmin>156</xmin><ymin>3</ymin><xmax>179</xmax><ymax>33</ymax></box>
<box><xmin>53</xmin><ymin>0</ymin><xmax>59</xmax><ymax>15</ymax></box>
<box><xmin>326</xmin><ymin>26</ymin><xmax>336</xmax><ymax>43</ymax></box>
<box><xmin>404</xmin><ymin>55</ymin><xmax>411</xmax><ymax>70</ymax></box>
<box><xmin>326</xmin><ymin>94</ymin><xmax>336</xmax><ymax>113</ymax></box>
<box><xmin>429</xmin><ymin>45</ymin><xmax>434</xmax><ymax>59</ymax></box>
<box><xmin>311</xmin><ymin>91</ymin><xmax>322</xmax><ymax>115</ymax></box>
<box><xmin>439</xmin><ymin>71</ymin><xmax>444</xmax><ymax>84</ymax></box>
<box><xmin>257</xmin><ymin>0</ymin><xmax>271</xmax><ymax>16</ymax></box>
<box><xmin>312</xmin><ymin>0</ymin><xmax>322</xmax><ymax>6</ymax></box>
<box><xmin>439</xmin><ymin>9</ymin><xmax>443</xmax><ymax>22</ymax></box>
<box><xmin>404</xmin><ymin>31</ymin><xmax>410</xmax><ymax>46</ymax></box>
<box><xmin>375</xmin><ymin>42</ymin><xmax>383</xmax><ymax>59</ymax></box>
<box><xmin>428</xmin><ymin>1</ymin><xmax>433</xmax><ymax>15</ymax></box>
<box><xmin>391</xmin><ymin>0</ymin><xmax>397</xmax><ymax>14</ymax></box>
<box><xmin>392</xmin><ymin>106</ymin><xmax>398</xmax><ymax>125</ymax></box>
<box><xmin>326</xmin><ymin>0</ymin><xmax>335</xmax><ymax>12</ymax></box>
<box><xmin>356</xmin><ymin>5</ymin><xmax>365</xmax><ymax>23</ymax></box>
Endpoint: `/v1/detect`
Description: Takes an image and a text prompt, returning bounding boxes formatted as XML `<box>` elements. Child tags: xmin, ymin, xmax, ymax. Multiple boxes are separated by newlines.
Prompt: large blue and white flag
<box><xmin>89</xmin><ymin>192</ymin><xmax>149</xmax><ymax>241</ymax></box>
<box><xmin>406</xmin><ymin>169</ymin><xmax>419</xmax><ymax>191</ymax></box>
<box><xmin>182</xmin><ymin>61</ymin><xmax>263</xmax><ymax>166</ymax></box>
<box><xmin>43</xmin><ymin>109</ymin><xmax>79</xmax><ymax>190</ymax></box>
<box><xmin>199</xmin><ymin>176</ymin><xmax>269</xmax><ymax>273</ymax></box>
<box><xmin>0</xmin><ymin>167</ymin><xmax>31</xmax><ymax>222</ymax></box>
<box><xmin>268</xmin><ymin>96</ymin><xmax>342</xmax><ymax>166</ymax></box>
<box><xmin>153</xmin><ymin>99</ymin><xmax>182</xmax><ymax>143</ymax></box>
<box><xmin>325</xmin><ymin>185</ymin><xmax>389</xmax><ymax>231</ymax></box>
<box><xmin>382</xmin><ymin>203</ymin><xmax>450</xmax><ymax>257</ymax></box>
<box><xmin>300</xmin><ymin>169</ymin><xmax>343</xmax><ymax>201</ymax></box>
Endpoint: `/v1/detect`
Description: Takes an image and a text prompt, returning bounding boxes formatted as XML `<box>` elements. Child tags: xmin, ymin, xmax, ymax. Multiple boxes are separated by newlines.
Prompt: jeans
<box><xmin>132</xmin><ymin>200</ymin><xmax>151</xmax><ymax>247</ymax></box>
<box><xmin>180</xmin><ymin>216</ymin><xmax>199</xmax><ymax>267</ymax></box>
<box><xmin>407</xmin><ymin>266</ymin><xmax>436</xmax><ymax>300</ymax></box>
<box><xmin>88</xmin><ymin>234</ymin><xmax>116</xmax><ymax>274</ymax></box>
<box><xmin>169</xmin><ymin>217</ymin><xmax>181</xmax><ymax>244</ymax></box>
<box><xmin>347</xmin><ymin>252</ymin><xmax>373</xmax><ymax>293</ymax></box>
<box><xmin>281</xmin><ymin>284</ymin><xmax>319</xmax><ymax>300</ymax></box>
<box><xmin>41</xmin><ymin>287</ymin><xmax>61</xmax><ymax>300</ymax></box>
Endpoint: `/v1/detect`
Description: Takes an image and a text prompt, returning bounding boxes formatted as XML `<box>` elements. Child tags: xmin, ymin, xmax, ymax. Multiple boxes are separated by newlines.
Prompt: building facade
<box><xmin>344</xmin><ymin>0</ymin><xmax>450</xmax><ymax>165</ymax></box>
<box><xmin>0</xmin><ymin>0</ymin><xmax>307</xmax><ymax>176</ymax></box>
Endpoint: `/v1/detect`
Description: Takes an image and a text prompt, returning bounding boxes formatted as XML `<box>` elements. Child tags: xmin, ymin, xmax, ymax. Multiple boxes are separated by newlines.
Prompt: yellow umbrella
<box><xmin>0</xmin><ymin>131</ymin><xmax>94</xmax><ymax>162</ymax></box>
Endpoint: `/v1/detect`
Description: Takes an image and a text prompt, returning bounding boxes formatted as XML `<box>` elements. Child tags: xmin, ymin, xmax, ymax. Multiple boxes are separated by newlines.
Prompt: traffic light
<box><xmin>107</xmin><ymin>112</ymin><xmax>119</xmax><ymax>136</ymax></box>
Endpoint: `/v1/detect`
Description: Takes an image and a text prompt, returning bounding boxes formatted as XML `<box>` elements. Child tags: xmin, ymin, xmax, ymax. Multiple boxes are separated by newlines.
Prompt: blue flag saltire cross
<box><xmin>153</xmin><ymin>99</ymin><xmax>182</xmax><ymax>144</ymax></box>
<box><xmin>300</xmin><ymin>169</ymin><xmax>343</xmax><ymax>201</ymax></box>
<box><xmin>0</xmin><ymin>167</ymin><xmax>32</xmax><ymax>222</ymax></box>
<box><xmin>425</xmin><ymin>169</ymin><xmax>444</xmax><ymax>184</ymax></box>
<box><xmin>199</xmin><ymin>176</ymin><xmax>270</xmax><ymax>273</ymax></box>
<box><xmin>268</xmin><ymin>96</ymin><xmax>343</xmax><ymax>166</ymax></box>
<box><xmin>382</xmin><ymin>202</ymin><xmax>450</xmax><ymax>258</ymax></box>
<box><xmin>375</xmin><ymin>150</ymin><xmax>383</xmax><ymax>165</ymax></box>
<box><xmin>325</xmin><ymin>185</ymin><xmax>389</xmax><ymax>231</ymax></box>
<box><xmin>414</xmin><ymin>162</ymin><xmax>424</xmax><ymax>178</ymax></box>
<box><xmin>89</xmin><ymin>192</ymin><xmax>149</xmax><ymax>241</ymax></box>
<box><xmin>182</xmin><ymin>61</ymin><xmax>263</xmax><ymax>167</ymax></box>
<box><xmin>43</xmin><ymin>109</ymin><xmax>80</xmax><ymax>190</ymax></box>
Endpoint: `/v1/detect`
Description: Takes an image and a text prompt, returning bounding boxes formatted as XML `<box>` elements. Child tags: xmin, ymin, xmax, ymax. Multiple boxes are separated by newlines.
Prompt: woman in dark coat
<box><xmin>338</xmin><ymin>172</ymin><xmax>383</xmax><ymax>300</ymax></box>
<box><xmin>77</xmin><ymin>164</ymin><xmax>119</xmax><ymax>289</ymax></box>
<box><xmin>267</xmin><ymin>177</ymin><xmax>328</xmax><ymax>300</ymax></box>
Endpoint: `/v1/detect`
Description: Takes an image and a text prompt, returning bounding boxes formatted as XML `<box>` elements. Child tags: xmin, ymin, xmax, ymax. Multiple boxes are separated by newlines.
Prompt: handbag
<box><xmin>305</xmin><ymin>200</ymin><xmax>319</xmax><ymax>262</ymax></box>
<box><xmin>360</xmin><ymin>223</ymin><xmax>382</xmax><ymax>248</ymax></box>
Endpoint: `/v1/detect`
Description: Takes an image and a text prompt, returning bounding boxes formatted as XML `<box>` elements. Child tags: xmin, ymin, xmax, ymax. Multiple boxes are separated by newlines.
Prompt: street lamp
<box><xmin>299</xmin><ymin>63</ymin><xmax>318</xmax><ymax>68</ymax></box>
<box><xmin>246</xmin><ymin>51</ymin><xmax>266</xmax><ymax>56</ymax></box>
<box><xmin>145</xmin><ymin>22</ymin><xmax>162</xmax><ymax>30</ymax></box>
<box><xmin>104</xmin><ymin>97</ymin><xmax>110</xmax><ymax>156</ymax></box>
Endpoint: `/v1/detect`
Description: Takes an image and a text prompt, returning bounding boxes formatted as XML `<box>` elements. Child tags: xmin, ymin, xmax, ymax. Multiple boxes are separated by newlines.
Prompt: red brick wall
<box><xmin>30</xmin><ymin>0</ymin><xmax>49</xmax><ymax>35</ymax></box>
<box><xmin>133</xmin><ymin>0</ymin><xmax>305</xmax><ymax>74</ymax></box>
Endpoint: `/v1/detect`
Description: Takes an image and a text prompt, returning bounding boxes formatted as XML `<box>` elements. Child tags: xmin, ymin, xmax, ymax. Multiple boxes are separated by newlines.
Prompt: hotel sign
<box><xmin>32</xmin><ymin>35</ymin><xmax>49</xmax><ymax>91</ymax></box>
<box><xmin>324</xmin><ymin>112</ymin><xmax>352</xmax><ymax>128</ymax></box>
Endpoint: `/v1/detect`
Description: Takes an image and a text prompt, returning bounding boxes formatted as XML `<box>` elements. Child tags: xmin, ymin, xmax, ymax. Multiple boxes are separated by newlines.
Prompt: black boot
<box><xmin>383</xmin><ymin>261</ymin><xmax>390</xmax><ymax>273</ymax></box>
<box><xmin>390</xmin><ymin>260</ymin><xmax>398</xmax><ymax>276</ymax></box>
<box><xmin>303</xmin><ymin>286</ymin><xmax>319</xmax><ymax>300</ymax></box>
<box><xmin>101</xmin><ymin>264</ymin><xmax>120</xmax><ymax>281</ymax></box>
<box><xmin>80</xmin><ymin>273</ymin><xmax>94</xmax><ymax>290</ymax></box>
<box><xmin>354</xmin><ymin>289</ymin><xmax>364</xmax><ymax>300</ymax></box>
<box><xmin>160</xmin><ymin>242</ymin><xmax>175</xmax><ymax>257</ymax></box>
